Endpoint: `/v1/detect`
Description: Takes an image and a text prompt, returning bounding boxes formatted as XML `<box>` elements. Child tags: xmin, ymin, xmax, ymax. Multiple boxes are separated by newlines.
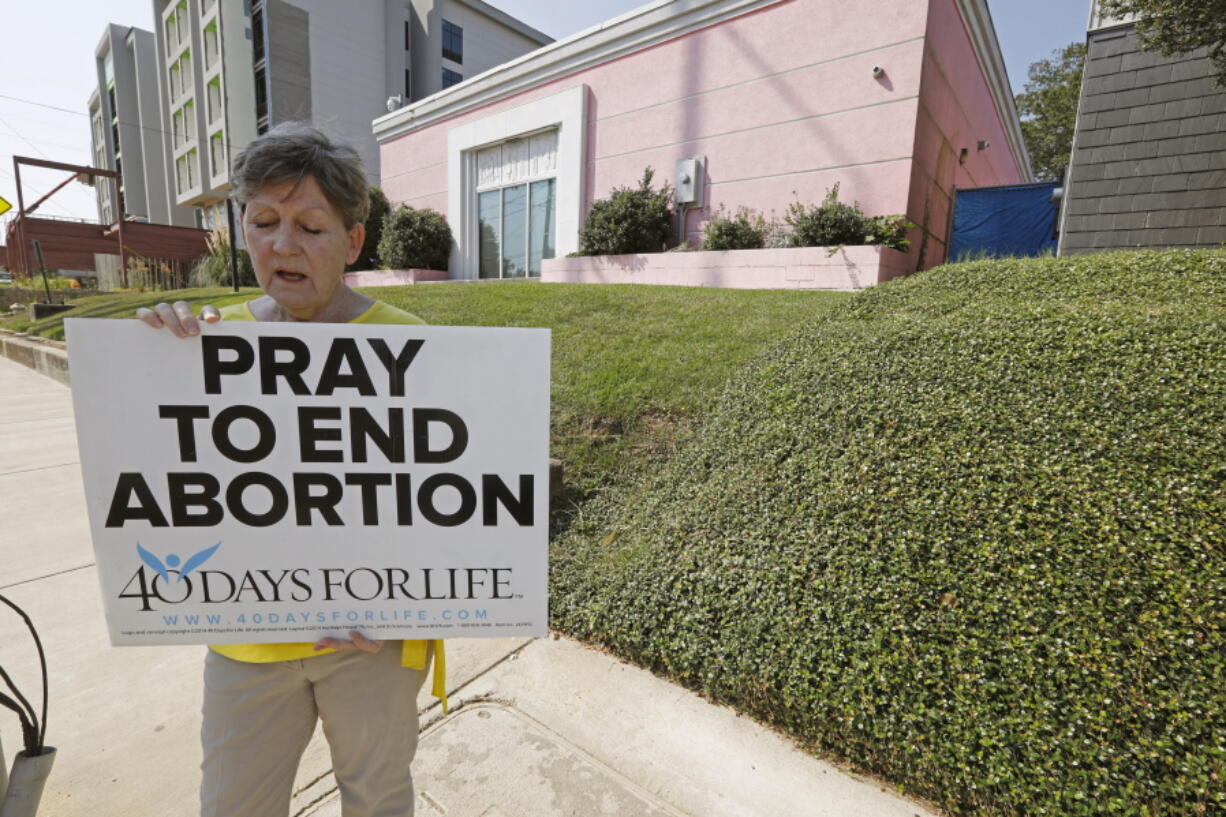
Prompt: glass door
<box><xmin>478</xmin><ymin>178</ymin><xmax>556</xmax><ymax>278</ymax></box>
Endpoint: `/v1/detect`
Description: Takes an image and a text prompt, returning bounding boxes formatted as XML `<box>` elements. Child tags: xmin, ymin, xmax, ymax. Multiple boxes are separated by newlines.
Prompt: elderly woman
<box><xmin>138</xmin><ymin>122</ymin><xmax>444</xmax><ymax>817</ymax></box>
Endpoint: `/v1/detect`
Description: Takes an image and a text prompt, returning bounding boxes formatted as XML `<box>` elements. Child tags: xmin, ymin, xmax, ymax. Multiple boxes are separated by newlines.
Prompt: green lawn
<box><xmin>5</xmin><ymin>280</ymin><xmax>849</xmax><ymax>529</ymax></box>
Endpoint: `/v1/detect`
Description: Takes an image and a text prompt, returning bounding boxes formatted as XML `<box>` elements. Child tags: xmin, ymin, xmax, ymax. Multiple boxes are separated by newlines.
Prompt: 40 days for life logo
<box><xmin>123</xmin><ymin>542</ymin><xmax>222</xmax><ymax>610</ymax></box>
<box><xmin>120</xmin><ymin>541</ymin><xmax>518</xmax><ymax>612</ymax></box>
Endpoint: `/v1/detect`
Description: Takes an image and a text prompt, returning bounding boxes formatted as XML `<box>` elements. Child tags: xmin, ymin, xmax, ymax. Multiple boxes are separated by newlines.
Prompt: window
<box><xmin>207</xmin><ymin>77</ymin><xmax>222</xmax><ymax>123</ymax></box>
<box><xmin>252</xmin><ymin>4</ymin><xmax>265</xmax><ymax>65</ymax></box>
<box><xmin>183</xmin><ymin>99</ymin><xmax>196</xmax><ymax>140</ymax></box>
<box><xmin>173</xmin><ymin>108</ymin><xmax>185</xmax><ymax>148</ymax></box>
<box><xmin>176</xmin><ymin>154</ymin><xmax>189</xmax><ymax>194</ymax></box>
<box><xmin>442</xmin><ymin>68</ymin><xmax>462</xmax><ymax>89</ymax></box>
<box><xmin>187</xmin><ymin>148</ymin><xmax>198</xmax><ymax>189</ymax></box>
<box><xmin>404</xmin><ymin>68</ymin><xmax>411</xmax><ymax>99</ymax></box>
<box><xmin>180</xmin><ymin>51</ymin><xmax>193</xmax><ymax>94</ymax></box>
<box><xmin>475</xmin><ymin>131</ymin><xmax>558</xmax><ymax>278</ymax></box>
<box><xmin>204</xmin><ymin>22</ymin><xmax>219</xmax><ymax>69</ymax></box>
<box><xmin>176</xmin><ymin>1</ymin><xmax>188</xmax><ymax>45</ymax></box>
<box><xmin>404</xmin><ymin>20</ymin><xmax>410</xmax><ymax>51</ymax></box>
<box><xmin>165</xmin><ymin>13</ymin><xmax>178</xmax><ymax>53</ymax></box>
<box><xmin>210</xmin><ymin>130</ymin><xmax>226</xmax><ymax>175</ymax></box>
<box><xmin>254</xmin><ymin>64</ymin><xmax>268</xmax><ymax>133</ymax></box>
<box><xmin>442</xmin><ymin>20</ymin><xmax>462</xmax><ymax>63</ymax></box>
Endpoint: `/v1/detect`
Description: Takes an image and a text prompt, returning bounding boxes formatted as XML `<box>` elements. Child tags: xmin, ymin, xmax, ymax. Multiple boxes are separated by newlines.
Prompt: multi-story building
<box><xmin>150</xmin><ymin>0</ymin><xmax>551</xmax><ymax>229</ymax></box>
<box><xmin>1059</xmin><ymin>0</ymin><xmax>1226</xmax><ymax>253</ymax></box>
<box><xmin>88</xmin><ymin>24</ymin><xmax>194</xmax><ymax>228</ymax></box>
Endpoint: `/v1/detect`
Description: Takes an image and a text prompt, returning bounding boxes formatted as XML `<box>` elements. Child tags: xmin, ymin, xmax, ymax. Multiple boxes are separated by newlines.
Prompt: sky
<box><xmin>0</xmin><ymin>0</ymin><xmax>1090</xmax><ymax>223</ymax></box>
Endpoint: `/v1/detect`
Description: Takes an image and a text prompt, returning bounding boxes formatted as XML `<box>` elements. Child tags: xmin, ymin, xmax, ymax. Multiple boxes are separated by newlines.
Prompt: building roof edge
<box><xmin>373</xmin><ymin>0</ymin><xmax>783</xmax><ymax>142</ymax></box>
<box><xmin>453</xmin><ymin>0</ymin><xmax>554</xmax><ymax>46</ymax></box>
<box><xmin>953</xmin><ymin>0</ymin><xmax>1034</xmax><ymax>182</ymax></box>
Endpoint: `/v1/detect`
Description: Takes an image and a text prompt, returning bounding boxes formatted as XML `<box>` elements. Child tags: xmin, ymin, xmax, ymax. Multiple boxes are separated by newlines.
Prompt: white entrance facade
<box><xmin>445</xmin><ymin>84</ymin><xmax>587</xmax><ymax>279</ymax></box>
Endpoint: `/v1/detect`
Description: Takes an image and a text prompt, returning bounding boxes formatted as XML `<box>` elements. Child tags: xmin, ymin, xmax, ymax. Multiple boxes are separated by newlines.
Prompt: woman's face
<box><xmin>242</xmin><ymin>175</ymin><xmax>364</xmax><ymax>319</ymax></box>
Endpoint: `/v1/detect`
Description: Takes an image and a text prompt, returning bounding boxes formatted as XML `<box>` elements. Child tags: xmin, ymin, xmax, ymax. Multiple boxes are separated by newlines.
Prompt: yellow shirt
<box><xmin>209</xmin><ymin>297</ymin><xmax>446</xmax><ymax>709</ymax></box>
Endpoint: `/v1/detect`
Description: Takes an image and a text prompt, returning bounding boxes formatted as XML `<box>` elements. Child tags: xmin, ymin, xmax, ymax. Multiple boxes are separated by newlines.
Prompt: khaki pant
<box><xmin>201</xmin><ymin>644</ymin><xmax>427</xmax><ymax>817</ymax></box>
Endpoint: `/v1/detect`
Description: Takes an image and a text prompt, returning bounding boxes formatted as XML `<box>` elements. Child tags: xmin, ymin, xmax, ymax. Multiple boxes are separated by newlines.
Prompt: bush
<box><xmin>191</xmin><ymin>229</ymin><xmax>256</xmax><ymax>287</ymax></box>
<box><xmin>378</xmin><ymin>205</ymin><xmax>452</xmax><ymax>271</ymax></box>
<box><xmin>701</xmin><ymin>207</ymin><xmax>769</xmax><ymax>251</ymax></box>
<box><xmin>578</xmin><ymin>168</ymin><xmax>674</xmax><ymax>256</ymax></box>
<box><xmin>348</xmin><ymin>186</ymin><xmax>391</xmax><ymax>272</ymax></box>
<box><xmin>551</xmin><ymin>250</ymin><xmax>1226</xmax><ymax>816</ymax></box>
<box><xmin>785</xmin><ymin>184</ymin><xmax>912</xmax><ymax>252</ymax></box>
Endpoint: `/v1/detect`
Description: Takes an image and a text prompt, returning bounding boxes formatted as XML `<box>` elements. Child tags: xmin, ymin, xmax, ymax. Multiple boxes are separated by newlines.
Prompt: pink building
<box><xmin>372</xmin><ymin>0</ymin><xmax>1030</xmax><ymax>286</ymax></box>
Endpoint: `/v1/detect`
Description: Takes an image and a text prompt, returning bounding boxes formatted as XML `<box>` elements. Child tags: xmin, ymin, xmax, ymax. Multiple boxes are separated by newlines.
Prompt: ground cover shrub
<box><xmin>701</xmin><ymin>207</ymin><xmax>769</xmax><ymax>251</ymax></box>
<box><xmin>191</xmin><ymin>228</ymin><xmax>257</xmax><ymax>287</ymax></box>
<box><xmin>577</xmin><ymin>168</ymin><xmax>674</xmax><ymax>256</ymax></box>
<box><xmin>378</xmin><ymin>205</ymin><xmax>452</xmax><ymax>271</ymax></box>
<box><xmin>786</xmin><ymin>184</ymin><xmax>912</xmax><ymax>251</ymax></box>
<box><xmin>551</xmin><ymin>249</ymin><xmax>1226</xmax><ymax>815</ymax></box>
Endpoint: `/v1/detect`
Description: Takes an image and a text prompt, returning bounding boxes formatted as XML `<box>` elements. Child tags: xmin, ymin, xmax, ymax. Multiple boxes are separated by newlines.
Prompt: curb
<box><xmin>0</xmin><ymin>329</ymin><xmax>70</xmax><ymax>386</ymax></box>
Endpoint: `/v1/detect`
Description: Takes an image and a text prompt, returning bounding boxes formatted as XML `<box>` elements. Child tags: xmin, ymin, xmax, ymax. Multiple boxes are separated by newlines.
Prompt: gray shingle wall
<box><xmin>1061</xmin><ymin>27</ymin><xmax>1226</xmax><ymax>254</ymax></box>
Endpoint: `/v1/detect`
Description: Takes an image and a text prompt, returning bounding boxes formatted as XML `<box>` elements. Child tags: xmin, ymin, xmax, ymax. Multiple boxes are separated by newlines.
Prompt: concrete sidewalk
<box><xmin>0</xmin><ymin>354</ymin><xmax>939</xmax><ymax>817</ymax></box>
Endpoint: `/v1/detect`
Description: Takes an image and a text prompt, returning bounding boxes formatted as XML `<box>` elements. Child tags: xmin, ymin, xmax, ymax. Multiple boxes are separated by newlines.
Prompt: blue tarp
<box><xmin>948</xmin><ymin>182</ymin><xmax>1060</xmax><ymax>261</ymax></box>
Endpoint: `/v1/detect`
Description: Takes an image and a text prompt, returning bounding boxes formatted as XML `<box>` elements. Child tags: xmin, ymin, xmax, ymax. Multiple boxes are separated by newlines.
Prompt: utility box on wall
<box><xmin>675</xmin><ymin>157</ymin><xmax>704</xmax><ymax>205</ymax></box>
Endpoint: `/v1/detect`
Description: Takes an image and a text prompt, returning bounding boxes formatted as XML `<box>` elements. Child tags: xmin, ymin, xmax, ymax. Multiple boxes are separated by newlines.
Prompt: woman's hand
<box><xmin>313</xmin><ymin>630</ymin><xmax>384</xmax><ymax>654</ymax></box>
<box><xmin>136</xmin><ymin>301</ymin><xmax>222</xmax><ymax>337</ymax></box>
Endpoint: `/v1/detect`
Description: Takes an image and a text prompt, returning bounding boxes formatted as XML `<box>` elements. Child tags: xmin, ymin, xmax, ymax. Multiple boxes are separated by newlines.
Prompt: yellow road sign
<box><xmin>0</xmin><ymin>196</ymin><xmax>11</xmax><ymax>216</ymax></box>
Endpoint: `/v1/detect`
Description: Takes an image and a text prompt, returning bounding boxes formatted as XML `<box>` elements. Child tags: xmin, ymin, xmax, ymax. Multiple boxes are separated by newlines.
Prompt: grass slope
<box><xmin>4</xmin><ymin>281</ymin><xmax>847</xmax><ymax>528</ymax></box>
<box><xmin>551</xmin><ymin>251</ymin><xmax>1226</xmax><ymax>816</ymax></box>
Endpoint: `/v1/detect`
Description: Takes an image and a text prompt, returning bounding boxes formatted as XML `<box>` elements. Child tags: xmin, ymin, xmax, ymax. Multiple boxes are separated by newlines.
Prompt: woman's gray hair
<box><xmin>231</xmin><ymin>122</ymin><xmax>370</xmax><ymax>228</ymax></box>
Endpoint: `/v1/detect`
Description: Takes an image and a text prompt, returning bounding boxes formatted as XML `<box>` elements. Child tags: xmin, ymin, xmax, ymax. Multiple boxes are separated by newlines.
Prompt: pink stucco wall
<box><xmin>909</xmin><ymin>0</ymin><xmax>1027</xmax><ymax>267</ymax></box>
<box><xmin>378</xmin><ymin>0</ymin><xmax>1024</xmax><ymax>278</ymax></box>
<box><xmin>380</xmin><ymin>0</ymin><xmax>929</xmax><ymax>240</ymax></box>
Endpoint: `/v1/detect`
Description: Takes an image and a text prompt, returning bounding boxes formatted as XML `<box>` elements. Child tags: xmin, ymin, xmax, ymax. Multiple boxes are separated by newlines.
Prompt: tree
<box><xmin>1099</xmin><ymin>0</ymin><xmax>1226</xmax><ymax>85</ymax></box>
<box><xmin>347</xmin><ymin>186</ymin><xmax>390</xmax><ymax>272</ymax></box>
<box><xmin>1015</xmin><ymin>42</ymin><xmax>1086</xmax><ymax>182</ymax></box>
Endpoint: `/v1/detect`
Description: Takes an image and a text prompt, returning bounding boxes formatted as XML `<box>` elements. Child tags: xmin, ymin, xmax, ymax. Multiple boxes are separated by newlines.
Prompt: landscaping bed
<box><xmin>550</xmin><ymin>249</ymin><xmax>1226</xmax><ymax>815</ymax></box>
<box><xmin>541</xmin><ymin>245</ymin><xmax>912</xmax><ymax>290</ymax></box>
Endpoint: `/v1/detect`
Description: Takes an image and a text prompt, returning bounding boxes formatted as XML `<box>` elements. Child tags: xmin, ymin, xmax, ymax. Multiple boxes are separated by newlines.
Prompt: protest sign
<box><xmin>65</xmin><ymin>319</ymin><xmax>550</xmax><ymax>645</ymax></box>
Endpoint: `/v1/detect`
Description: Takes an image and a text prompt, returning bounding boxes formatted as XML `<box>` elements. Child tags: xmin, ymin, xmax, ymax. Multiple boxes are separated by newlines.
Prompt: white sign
<box><xmin>65</xmin><ymin>319</ymin><xmax>550</xmax><ymax>646</ymax></box>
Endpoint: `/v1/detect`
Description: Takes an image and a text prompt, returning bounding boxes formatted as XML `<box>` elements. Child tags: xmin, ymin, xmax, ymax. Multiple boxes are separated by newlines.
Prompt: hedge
<box><xmin>550</xmin><ymin>250</ymin><xmax>1226</xmax><ymax>816</ymax></box>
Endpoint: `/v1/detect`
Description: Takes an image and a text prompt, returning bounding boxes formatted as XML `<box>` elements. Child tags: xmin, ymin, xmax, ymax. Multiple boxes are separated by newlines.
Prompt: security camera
<box><xmin>871</xmin><ymin>66</ymin><xmax>884</xmax><ymax>78</ymax></box>
<box><xmin>386</xmin><ymin>95</ymin><xmax>403</xmax><ymax>113</ymax></box>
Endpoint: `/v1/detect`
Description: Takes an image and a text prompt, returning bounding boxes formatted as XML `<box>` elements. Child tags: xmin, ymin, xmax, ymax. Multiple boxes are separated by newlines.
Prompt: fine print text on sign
<box><xmin>65</xmin><ymin>319</ymin><xmax>550</xmax><ymax>646</ymax></box>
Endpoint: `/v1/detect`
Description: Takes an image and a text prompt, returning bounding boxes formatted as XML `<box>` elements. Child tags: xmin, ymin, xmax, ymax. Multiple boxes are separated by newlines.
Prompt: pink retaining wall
<box><xmin>341</xmin><ymin>269</ymin><xmax>449</xmax><ymax>287</ymax></box>
<box><xmin>909</xmin><ymin>0</ymin><xmax>1027</xmax><ymax>267</ymax></box>
<box><xmin>540</xmin><ymin>246</ymin><xmax>912</xmax><ymax>290</ymax></box>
